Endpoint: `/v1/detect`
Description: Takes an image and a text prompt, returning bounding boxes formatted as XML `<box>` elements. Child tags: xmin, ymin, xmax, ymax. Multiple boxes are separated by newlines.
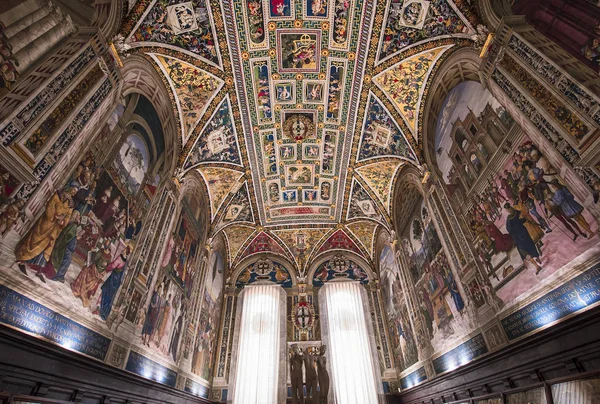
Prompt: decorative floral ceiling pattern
<box><xmin>120</xmin><ymin>0</ymin><xmax>479</xmax><ymax>270</ymax></box>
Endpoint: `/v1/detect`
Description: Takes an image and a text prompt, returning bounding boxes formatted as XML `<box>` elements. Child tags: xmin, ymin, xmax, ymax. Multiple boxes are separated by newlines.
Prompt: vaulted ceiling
<box><xmin>119</xmin><ymin>0</ymin><xmax>480</xmax><ymax>273</ymax></box>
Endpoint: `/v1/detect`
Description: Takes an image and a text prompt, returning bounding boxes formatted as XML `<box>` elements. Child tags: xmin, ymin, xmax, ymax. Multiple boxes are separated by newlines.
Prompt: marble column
<box><xmin>0</xmin><ymin>0</ymin><xmax>46</xmax><ymax>28</ymax></box>
<box><xmin>3</xmin><ymin>2</ymin><xmax>51</xmax><ymax>39</ymax></box>
<box><xmin>9</xmin><ymin>7</ymin><xmax>63</xmax><ymax>54</ymax></box>
<box><xmin>11</xmin><ymin>7</ymin><xmax>76</xmax><ymax>74</ymax></box>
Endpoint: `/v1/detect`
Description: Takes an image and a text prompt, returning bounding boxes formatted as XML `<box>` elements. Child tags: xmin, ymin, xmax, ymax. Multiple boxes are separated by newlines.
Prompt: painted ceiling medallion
<box><xmin>282</xmin><ymin>112</ymin><xmax>317</xmax><ymax>141</ymax></box>
<box><xmin>391</xmin><ymin>0</ymin><xmax>431</xmax><ymax>30</ymax></box>
<box><xmin>166</xmin><ymin>2</ymin><xmax>198</xmax><ymax>34</ymax></box>
<box><xmin>254</xmin><ymin>258</ymin><xmax>275</xmax><ymax>276</ymax></box>
<box><xmin>330</xmin><ymin>254</ymin><xmax>350</xmax><ymax>273</ymax></box>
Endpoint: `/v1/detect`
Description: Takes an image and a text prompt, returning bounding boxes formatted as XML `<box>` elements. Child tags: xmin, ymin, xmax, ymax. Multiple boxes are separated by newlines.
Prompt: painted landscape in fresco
<box><xmin>379</xmin><ymin>245</ymin><xmax>418</xmax><ymax>373</ymax></box>
<box><xmin>0</xmin><ymin>117</ymin><xmax>219</xmax><ymax>384</ymax></box>
<box><xmin>435</xmin><ymin>81</ymin><xmax>600</xmax><ymax>306</ymax></box>
<box><xmin>113</xmin><ymin>134</ymin><xmax>149</xmax><ymax>196</ymax></box>
<box><xmin>12</xmin><ymin>148</ymin><xmax>141</xmax><ymax>321</ymax></box>
<box><xmin>401</xmin><ymin>200</ymin><xmax>469</xmax><ymax>354</ymax></box>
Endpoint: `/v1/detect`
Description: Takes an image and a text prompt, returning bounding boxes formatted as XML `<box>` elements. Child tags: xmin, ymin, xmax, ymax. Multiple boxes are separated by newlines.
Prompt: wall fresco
<box><xmin>235</xmin><ymin>259</ymin><xmax>292</xmax><ymax>288</ymax></box>
<box><xmin>401</xmin><ymin>199</ymin><xmax>469</xmax><ymax>354</ymax></box>
<box><xmin>435</xmin><ymin>81</ymin><xmax>599</xmax><ymax>307</ymax></box>
<box><xmin>380</xmin><ymin>245</ymin><xmax>419</xmax><ymax>373</ymax></box>
<box><xmin>191</xmin><ymin>250</ymin><xmax>224</xmax><ymax>380</ymax></box>
<box><xmin>131</xmin><ymin>0</ymin><xmax>220</xmax><ymax>66</ymax></box>
<box><xmin>312</xmin><ymin>256</ymin><xmax>369</xmax><ymax>286</ymax></box>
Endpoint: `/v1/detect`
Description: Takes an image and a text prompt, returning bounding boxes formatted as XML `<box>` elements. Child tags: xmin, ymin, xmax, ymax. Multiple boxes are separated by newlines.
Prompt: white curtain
<box><xmin>323</xmin><ymin>281</ymin><xmax>379</xmax><ymax>404</ymax></box>
<box><xmin>551</xmin><ymin>378</ymin><xmax>600</xmax><ymax>404</ymax></box>
<box><xmin>233</xmin><ymin>284</ymin><xmax>281</xmax><ymax>404</ymax></box>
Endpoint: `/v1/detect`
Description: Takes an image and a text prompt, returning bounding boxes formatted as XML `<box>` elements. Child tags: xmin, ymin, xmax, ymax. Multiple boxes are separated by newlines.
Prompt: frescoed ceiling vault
<box><xmin>119</xmin><ymin>0</ymin><xmax>480</xmax><ymax>273</ymax></box>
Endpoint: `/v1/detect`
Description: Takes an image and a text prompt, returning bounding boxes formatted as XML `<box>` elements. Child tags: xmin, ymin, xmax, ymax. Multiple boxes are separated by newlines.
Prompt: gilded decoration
<box><xmin>116</xmin><ymin>0</ymin><xmax>483</xmax><ymax>269</ymax></box>
<box><xmin>5</xmin><ymin>0</ymin><xmax>600</xmax><ymax>398</ymax></box>
<box><xmin>346</xmin><ymin>220</ymin><xmax>379</xmax><ymax>259</ymax></box>
<box><xmin>151</xmin><ymin>54</ymin><xmax>223</xmax><ymax>143</ymax></box>
<box><xmin>374</xmin><ymin>44</ymin><xmax>453</xmax><ymax>136</ymax></box>
<box><xmin>196</xmin><ymin>167</ymin><xmax>244</xmax><ymax>219</ymax></box>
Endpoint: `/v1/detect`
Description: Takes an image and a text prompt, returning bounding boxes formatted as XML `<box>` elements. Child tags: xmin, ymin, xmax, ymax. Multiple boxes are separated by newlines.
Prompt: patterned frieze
<box><xmin>15</xmin><ymin>77</ymin><xmax>112</xmax><ymax>201</ymax></box>
<box><xmin>0</xmin><ymin>46</ymin><xmax>97</xmax><ymax>146</ymax></box>
<box><xmin>507</xmin><ymin>34</ymin><xmax>600</xmax><ymax>126</ymax></box>
<box><xmin>499</xmin><ymin>54</ymin><xmax>591</xmax><ymax>144</ymax></box>
<box><xmin>491</xmin><ymin>69</ymin><xmax>582</xmax><ymax>167</ymax></box>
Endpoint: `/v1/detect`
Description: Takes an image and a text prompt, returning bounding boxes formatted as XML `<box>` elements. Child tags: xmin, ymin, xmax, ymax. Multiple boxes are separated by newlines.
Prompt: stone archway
<box><xmin>121</xmin><ymin>54</ymin><xmax>181</xmax><ymax>176</ymax></box>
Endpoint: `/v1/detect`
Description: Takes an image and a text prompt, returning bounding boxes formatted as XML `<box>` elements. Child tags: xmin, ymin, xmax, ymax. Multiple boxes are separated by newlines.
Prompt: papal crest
<box><xmin>166</xmin><ymin>2</ymin><xmax>199</xmax><ymax>34</ymax></box>
<box><xmin>207</xmin><ymin>126</ymin><xmax>229</xmax><ymax>154</ymax></box>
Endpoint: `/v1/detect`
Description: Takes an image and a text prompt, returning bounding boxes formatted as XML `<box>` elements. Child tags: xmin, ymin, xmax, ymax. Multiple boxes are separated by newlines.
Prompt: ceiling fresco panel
<box><xmin>346</xmin><ymin>220</ymin><xmax>379</xmax><ymax>259</ymax></box>
<box><xmin>250</xmin><ymin>58</ymin><xmax>276</xmax><ymax>124</ymax></box>
<box><xmin>304</xmin><ymin>0</ymin><xmax>329</xmax><ymax>20</ymax></box>
<box><xmin>357</xmin><ymin>91</ymin><xmax>418</xmax><ymax>163</ymax></box>
<box><xmin>118</xmin><ymin>0</ymin><xmax>481</xmax><ymax>267</ymax></box>
<box><xmin>346</xmin><ymin>178</ymin><xmax>387</xmax><ymax>225</ymax></box>
<box><xmin>215</xmin><ymin>181</ymin><xmax>255</xmax><ymax>229</ymax></box>
<box><xmin>314</xmin><ymin>229</ymin><xmax>363</xmax><ymax>257</ymax></box>
<box><xmin>328</xmin><ymin>0</ymin><xmax>357</xmax><ymax>51</ymax></box>
<box><xmin>376</xmin><ymin>0</ymin><xmax>472</xmax><ymax>65</ymax></box>
<box><xmin>196</xmin><ymin>166</ymin><xmax>245</xmax><ymax>220</ymax></box>
<box><xmin>242</xmin><ymin>0</ymin><xmax>269</xmax><ymax>50</ymax></box>
<box><xmin>223</xmin><ymin>0</ymin><xmax>366</xmax><ymax>227</ymax></box>
<box><xmin>276</xmin><ymin>29</ymin><xmax>321</xmax><ymax>73</ymax></box>
<box><xmin>271</xmin><ymin>227</ymin><xmax>331</xmax><ymax>269</ymax></box>
<box><xmin>269</xmin><ymin>0</ymin><xmax>295</xmax><ymax>20</ymax></box>
<box><xmin>183</xmin><ymin>95</ymin><xmax>243</xmax><ymax>170</ymax></box>
<box><xmin>222</xmin><ymin>224</ymin><xmax>257</xmax><ymax>263</ymax></box>
<box><xmin>150</xmin><ymin>53</ymin><xmax>224</xmax><ymax>143</ymax></box>
<box><xmin>236</xmin><ymin>231</ymin><xmax>290</xmax><ymax>263</ymax></box>
<box><xmin>374</xmin><ymin>44</ymin><xmax>453</xmax><ymax>139</ymax></box>
<box><xmin>324</xmin><ymin>58</ymin><xmax>347</xmax><ymax>124</ymax></box>
<box><xmin>355</xmin><ymin>160</ymin><xmax>405</xmax><ymax>214</ymax></box>
<box><xmin>128</xmin><ymin>0</ymin><xmax>223</xmax><ymax>68</ymax></box>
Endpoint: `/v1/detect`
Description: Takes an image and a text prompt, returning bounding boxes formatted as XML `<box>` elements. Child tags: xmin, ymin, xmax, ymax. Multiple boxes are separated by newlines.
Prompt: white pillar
<box><xmin>3</xmin><ymin>2</ymin><xmax>51</xmax><ymax>39</ymax></box>
<box><xmin>9</xmin><ymin>6</ymin><xmax>63</xmax><ymax>54</ymax></box>
<box><xmin>12</xmin><ymin>12</ymin><xmax>75</xmax><ymax>74</ymax></box>
<box><xmin>0</xmin><ymin>0</ymin><xmax>45</xmax><ymax>28</ymax></box>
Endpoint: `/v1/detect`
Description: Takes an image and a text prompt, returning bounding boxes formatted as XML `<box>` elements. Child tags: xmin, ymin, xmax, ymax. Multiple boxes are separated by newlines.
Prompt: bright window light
<box><xmin>324</xmin><ymin>281</ymin><xmax>379</xmax><ymax>404</ymax></box>
<box><xmin>233</xmin><ymin>284</ymin><xmax>281</xmax><ymax>404</ymax></box>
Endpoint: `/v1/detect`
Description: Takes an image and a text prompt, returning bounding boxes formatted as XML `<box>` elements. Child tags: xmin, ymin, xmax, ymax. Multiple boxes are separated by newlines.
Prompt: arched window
<box><xmin>477</xmin><ymin>142</ymin><xmax>489</xmax><ymax>159</ymax></box>
<box><xmin>470</xmin><ymin>153</ymin><xmax>482</xmax><ymax>174</ymax></box>
<box><xmin>113</xmin><ymin>134</ymin><xmax>150</xmax><ymax>195</ymax></box>
<box><xmin>455</xmin><ymin>127</ymin><xmax>468</xmax><ymax>150</ymax></box>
